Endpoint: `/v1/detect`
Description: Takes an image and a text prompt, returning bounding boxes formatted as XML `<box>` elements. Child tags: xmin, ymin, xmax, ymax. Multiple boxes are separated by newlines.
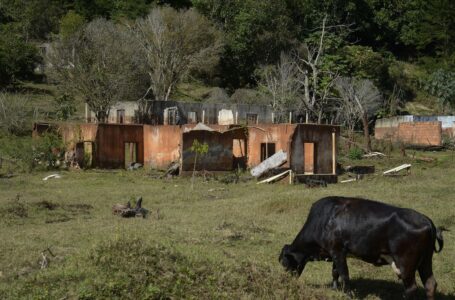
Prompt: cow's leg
<box><xmin>418</xmin><ymin>256</ymin><xmax>437</xmax><ymax>300</ymax></box>
<box><xmin>332</xmin><ymin>252</ymin><xmax>350</xmax><ymax>293</ymax></box>
<box><xmin>402</xmin><ymin>275</ymin><xmax>418</xmax><ymax>300</ymax></box>
<box><xmin>393</xmin><ymin>251</ymin><xmax>419</xmax><ymax>299</ymax></box>
<box><xmin>332</xmin><ymin>262</ymin><xmax>339</xmax><ymax>289</ymax></box>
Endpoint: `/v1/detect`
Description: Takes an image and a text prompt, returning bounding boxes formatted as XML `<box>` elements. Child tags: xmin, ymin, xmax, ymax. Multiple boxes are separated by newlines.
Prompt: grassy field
<box><xmin>0</xmin><ymin>151</ymin><xmax>454</xmax><ymax>299</ymax></box>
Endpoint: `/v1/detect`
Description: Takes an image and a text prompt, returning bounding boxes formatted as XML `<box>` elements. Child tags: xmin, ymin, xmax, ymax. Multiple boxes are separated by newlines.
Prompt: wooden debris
<box><xmin>363</xmin><ymin>152</ymin><xmax>386</xmax><ymax>158</ymax></box>
<box><xmin>208</xmin><ymin>188</ymin><xmax>226</xmax><ymax>192</ymax></box>
<box><xmin>257</xmin><ymin>170</ymin><xmax>291</xmax><ymax>184</ymax></box>
<box><xmin>345</xmin><ymin>165</ymin><xmax>375</xmax><ymax>174</ymax></box>
<box><xmin>305</xmin><ymin>178</ymin><xmax>327</xmax><ymax>188</ymax></box>
<box><xmin>112</xmin><ymin>201</ymin><xmax>131</xmax><ymax>215</ymax></box>
<box><xmin>251</xmin><ymin>150</ymin><xmax>287</xmax><ymax>177</ymax></box>
<box><xmin>383</xmin><ymin>164</ymin><xmax>412</xmax><ymax>176</ymax></box>
<box><xmin>412</xmin><ymin>156</ymin><xmax>435</xmax><ymax>162</ymax></box>
<box><xmin>341</xmin><ymin>178</ymin><xmax>357</xmax><ymax>183</ymax></box>
<box><xmin>113</xmin><ymin>197</ymin><xmax>148</xmax><ymax>218</ymax></box>
<box><xmin>162</xmin><ymin>161</ymin><xmax>180</xmax><ymax>178</ymax></box>
<box><xmin>43</xmin><ymin>174</ymin><xmax>62</xmax><ymax>181</ymax></box>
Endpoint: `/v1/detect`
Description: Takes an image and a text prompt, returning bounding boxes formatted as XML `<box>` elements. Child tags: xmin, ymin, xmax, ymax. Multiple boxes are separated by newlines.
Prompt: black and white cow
<box><xmin>279</xmin><ymin>196</ymin><xmax>444</xmax><ymax>299</ymax></box>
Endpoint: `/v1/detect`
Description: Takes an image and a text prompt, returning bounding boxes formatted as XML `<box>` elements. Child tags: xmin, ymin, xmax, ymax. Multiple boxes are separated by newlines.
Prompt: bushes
<box><xmin>348</xmin><ymin>147</ymin><xmax>364</xmax><ymax>160</ymax></box>
<box><xmin>0</xmin><ymin>132</ymin><xmax>64</xmax><ymax>173</ymax></box>
<box><xmin>0</xmin><ymin>92</ymin><xmax>33</xmax><ymax>135</ymax></box>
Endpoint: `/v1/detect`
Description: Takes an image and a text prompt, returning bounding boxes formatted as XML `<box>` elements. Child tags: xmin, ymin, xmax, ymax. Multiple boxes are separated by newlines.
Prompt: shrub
<box><xmin>0</xmin><ymin>132</ymin><xmax>64</xmax><ymax>172</ymax></box>
<box><xmin>0</xmin><ymin>92</ymin><xmax>33</xmax><ymax>135</ymax></box>
<box><xmin>53</xmin><ymin>94</ymin><xmax>77</xmax><ymax>121</ymax></box>
<box><xmin>348</xmin><ymin>147</ymin><xmax>364</xmax><ymax>160</ymax></box>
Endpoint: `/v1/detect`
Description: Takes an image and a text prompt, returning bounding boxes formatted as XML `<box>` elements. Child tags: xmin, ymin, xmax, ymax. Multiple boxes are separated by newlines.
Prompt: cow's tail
<box><xmin>429</xmin><ymin>219</ymin><xmax>445</xmax><ymax>253</ymax></box>
<box><xmin>434</xmin><ymin>226</ymin><xmax>444</xmax><ymax>253</ymax></box>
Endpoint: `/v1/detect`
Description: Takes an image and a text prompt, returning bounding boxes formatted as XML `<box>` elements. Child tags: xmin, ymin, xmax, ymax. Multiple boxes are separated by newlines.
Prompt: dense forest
<box><xmin>1</xmin><ymin>0</ymin><xmax>454</xmax><ymax>130</ymax></box>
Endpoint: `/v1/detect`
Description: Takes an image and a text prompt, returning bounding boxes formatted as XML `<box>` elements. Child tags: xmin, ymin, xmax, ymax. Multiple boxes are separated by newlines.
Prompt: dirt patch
<box><xmin>35</xmin><ymin>200</ymin><xmax>59</xmax><ymax>210</ymax></box>
<box><xmin>6</xmin><ymin>203</ymin><xmax>28</xmax><ymax>218</ymax></box>
<box><xmin>65</xmin><ymin>204</ymin><xmax>93</xmax><ymax>214</ymax></box>
<box><xmin>45</xmin><ymin>216</ymin><xmax>71</xmax><ymax>224</ymax></box>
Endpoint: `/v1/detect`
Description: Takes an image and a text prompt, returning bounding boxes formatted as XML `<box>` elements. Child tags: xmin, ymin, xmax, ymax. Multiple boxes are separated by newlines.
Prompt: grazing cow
<box><xmin>279</xmin><ymin>196</ymin><xmax>444</xmax><ymax>299</ymax></box>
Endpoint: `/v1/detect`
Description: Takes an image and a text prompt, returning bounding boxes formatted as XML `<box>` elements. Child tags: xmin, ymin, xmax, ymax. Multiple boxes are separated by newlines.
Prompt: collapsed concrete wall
<box><xmin>180</xmin><ymin>126</ymin><xmax>246</xmax><ymax>172</ymax></box>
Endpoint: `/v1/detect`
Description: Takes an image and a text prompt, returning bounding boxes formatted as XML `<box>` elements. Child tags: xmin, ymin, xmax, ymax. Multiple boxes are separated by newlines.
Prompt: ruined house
<box><xmin>85</xmin><ymin>100</ymin><xmax>278</xmax><ymax>125</ymax></box>
<box><xmin>35</xmin><ymin>100</ymin><xmax>340</xmax><ymax>183</ymax></box>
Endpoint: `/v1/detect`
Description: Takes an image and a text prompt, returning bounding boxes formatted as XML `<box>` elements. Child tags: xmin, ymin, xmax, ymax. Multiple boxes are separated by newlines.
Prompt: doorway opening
<box><xmin>124</xmin><ymin>142</ymin><xmax>138</xmax><ymax>169</ymax></box>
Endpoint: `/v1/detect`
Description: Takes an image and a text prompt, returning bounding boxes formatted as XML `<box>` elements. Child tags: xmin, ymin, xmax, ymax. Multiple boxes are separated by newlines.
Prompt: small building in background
<box><xmin>375</xmin><ymin>115</ymin><xmax>455</xmax><ymax>147</ymax></box>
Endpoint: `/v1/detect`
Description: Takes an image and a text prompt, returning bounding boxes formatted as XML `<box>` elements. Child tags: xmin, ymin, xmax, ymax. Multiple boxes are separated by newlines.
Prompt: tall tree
<box><xmin>0</xmin><ymin>28</ymin><xmax>40</xmax><ymax>87</ymax></box>
<box><xmin>294</xmin><ymin>16</ymin><xmax>341</xmax><ymax>123</ymax></box>
<box><xmin>46</xmin><ymin>19</ymin><xmax>148</xmax><ymax>122</ymax></box>
<box><xmin>132</xmin><ymin>7</ymin><xmax>222</xmax><ymax>102</ymax></box>
<box><xmin>335</xmin><ymin>77</ymin><xmax>383</xmax><ymax>152</ymax></box>
<box><xmin>257</xmin><ymin>52</ymin><xmax>301</xmax><ymax>122</ymax></box>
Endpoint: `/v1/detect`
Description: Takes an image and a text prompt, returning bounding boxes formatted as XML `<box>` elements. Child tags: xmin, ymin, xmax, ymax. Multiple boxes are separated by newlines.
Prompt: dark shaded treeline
<box><xmin>1</xmin><ymin>0</ymin><xmax>454</xmax><ymax>92</ymax></box>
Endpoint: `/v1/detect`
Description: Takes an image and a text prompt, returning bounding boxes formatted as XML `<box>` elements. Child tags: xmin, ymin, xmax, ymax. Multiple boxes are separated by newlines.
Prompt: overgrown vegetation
<box><xmin>1</xmin><ymin>0</ymin><xmax>454</xmax><ymax>124</ymax></box>
<box><xmin>1</xmin><ymin>150</ymin><xmax>454</xmax><ymax>299</ymax></box>
<box><xmin>0</xmin><ymin>132</ymin><xmax>64</xmax><ymax>173</ymax></box>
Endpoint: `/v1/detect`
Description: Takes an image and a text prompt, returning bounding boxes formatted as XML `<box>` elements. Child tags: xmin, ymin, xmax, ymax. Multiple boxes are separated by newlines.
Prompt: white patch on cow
<box><xmin>380</xmin><ymin>255</ymin><xmax>393</xmax><ymax>264</ymax></box>
<box><xmin>380</xmin><ymin>255</ymin><xmax>401</xmax><ymax>276</ymax></box>
<box><xmin>391</xmin><ymin>262</ymin><xmax>401</xmax><ymax>276</ymax></box>
<box><xmin>381</xmin><ymin>254</ymin><xmax>401</xmax><ymax>276</ymax></box>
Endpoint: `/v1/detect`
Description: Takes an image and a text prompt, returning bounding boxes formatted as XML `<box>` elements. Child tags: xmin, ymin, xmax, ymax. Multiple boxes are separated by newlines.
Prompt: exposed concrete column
<box><xmin>332</xmin><ymin>131</ymin><xmax>336</xmax><ymax>175</ymax></box>
<box><xmin>85</xmin><ymin>103</ymin><xmax>89</xmax><ymax>123</ymax></box>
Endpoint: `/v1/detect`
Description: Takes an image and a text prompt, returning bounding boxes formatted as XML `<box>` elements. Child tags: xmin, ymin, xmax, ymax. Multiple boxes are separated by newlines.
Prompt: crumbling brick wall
<box><xmin>397</xmin><ymin>122</ymin><xmax>442</xmax><ymax>146</ymax></box>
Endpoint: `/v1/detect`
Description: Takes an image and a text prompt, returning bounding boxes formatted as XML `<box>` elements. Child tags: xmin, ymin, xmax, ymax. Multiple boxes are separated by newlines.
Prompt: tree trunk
<box><xmin>362</xmin><ymin>112</ymin><xmax>371</xmax><ymax>152</ymax></box>
<box><xmin>191</xmin><ymin>153</ymin><xmax>198</xmax><ymax>190</ymax></box>
<box><xmin>95</xmin><ymin>110</ymin><xmax>109</xmax><ymax>123</ymax></box>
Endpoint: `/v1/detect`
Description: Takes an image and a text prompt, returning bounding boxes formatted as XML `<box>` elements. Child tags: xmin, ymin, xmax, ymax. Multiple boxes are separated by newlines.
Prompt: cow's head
<box><xmin>279</xmin><ymin>244</ymin><xmax>306</xmax><ymax>276</ymax></box>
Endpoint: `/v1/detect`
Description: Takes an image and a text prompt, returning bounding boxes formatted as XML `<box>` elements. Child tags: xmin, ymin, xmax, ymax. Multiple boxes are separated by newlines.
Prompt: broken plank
<box><xmin>363</xmin><ymin>152</ymin><xmax>386</xmax><ymax>158</ymax></box>
<box><xmin>340</xmin><ymin>178</ymin><xmax>357</xmax><ymax>183</ymax></box>
<box><xmin>257</xmin><ymin>170</ymin><xmax>291</xmax><ymax>184</ymax></box>
<box><xmin>383</xmin><ymin>164</ymin><xmax>412</xmax><ymax>175</ymax></box>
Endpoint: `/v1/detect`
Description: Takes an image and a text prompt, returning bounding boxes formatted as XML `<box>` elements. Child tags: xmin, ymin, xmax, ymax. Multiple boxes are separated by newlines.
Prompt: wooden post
<box><xmin>272</xmin><ymin>112</ymin><xmax>275</xmax><ymax>124</ymax></box>
<box><xmin>235</xmin><ymin>111</ymin><xmax>238</xmax><ymax>124</ymax></box>
<box><xmin>332</xmin><ymin>132</ymin><xmax>336</xmax><ymax>175</ymax></box>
